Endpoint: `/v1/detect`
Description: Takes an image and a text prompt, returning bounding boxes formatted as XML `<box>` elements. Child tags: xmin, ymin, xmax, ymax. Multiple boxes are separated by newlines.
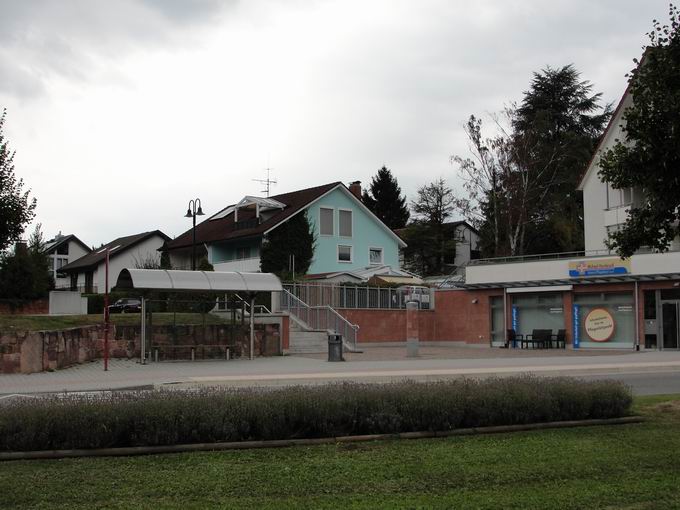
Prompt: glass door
<box><xmin>661</xmin><ymin>302</ymin><xmax>680</xmax><ymax>350</ymax></box>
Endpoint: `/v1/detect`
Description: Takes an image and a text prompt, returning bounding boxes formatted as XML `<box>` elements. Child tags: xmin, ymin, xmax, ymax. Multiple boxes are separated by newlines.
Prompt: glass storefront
<box><xmin>573</xmin><ymin>292</ymin><xmax>635</xmax><ymax>348</ymax></box>
<box><xmin>511</xmin><ymin>293</ymin><xmax>564</xmax><ymax>339</ymax></box>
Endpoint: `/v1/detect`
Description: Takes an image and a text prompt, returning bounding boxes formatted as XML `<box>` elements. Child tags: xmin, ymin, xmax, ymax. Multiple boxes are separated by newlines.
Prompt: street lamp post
<box><xmin>184</xmin><ymin>198</ymin><xmax>205</xmax><ymax>270</ymax></box>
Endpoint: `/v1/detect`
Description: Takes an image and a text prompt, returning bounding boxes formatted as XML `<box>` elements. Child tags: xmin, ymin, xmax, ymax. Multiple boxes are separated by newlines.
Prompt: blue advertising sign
<box><xmin>568</xmin><ymin>258</ymin><xmax>630</xmax><ymax>277</ymax></box>
<box><xmin>573</xmin><ymin>304</ymin><xmax>580</xmax><ymax>349</ymax></box>
<box><xmin>512</xmin><ymin>306</ymin><xmax>518</xmax><ymax>331</ymax></box>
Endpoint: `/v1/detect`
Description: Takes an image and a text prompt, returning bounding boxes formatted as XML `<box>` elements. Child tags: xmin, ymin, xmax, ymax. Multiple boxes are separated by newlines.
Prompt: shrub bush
<box><xmin>0</xmin><ymin>377</ymin><xmax>632</xmax><ymax>452</ymax></box>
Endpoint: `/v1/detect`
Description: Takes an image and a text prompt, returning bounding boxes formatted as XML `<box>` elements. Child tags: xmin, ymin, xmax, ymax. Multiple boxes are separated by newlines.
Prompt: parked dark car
<box><xmin>108</xmin><ymin>298</ymin><xmax>142</xmax><ymax>314</ymax></box>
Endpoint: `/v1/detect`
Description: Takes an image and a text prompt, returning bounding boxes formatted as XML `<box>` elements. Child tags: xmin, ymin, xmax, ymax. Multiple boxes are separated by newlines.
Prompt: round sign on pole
<box><xmin>584</xmin><ymin>308</ymin><xmax>615</xmax><ymax>342</ymax></box>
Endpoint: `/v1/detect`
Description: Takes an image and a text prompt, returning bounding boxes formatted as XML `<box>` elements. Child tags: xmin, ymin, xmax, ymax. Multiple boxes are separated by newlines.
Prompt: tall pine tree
<box><xmin>362</xmin><ymin>166</ymin><xmax>409</xmax><ymax>229</ymax></box>
<box><xmin>513</xmin><ymin>65</ymin><xmax>611</xmax><ymax>253</ymax></box>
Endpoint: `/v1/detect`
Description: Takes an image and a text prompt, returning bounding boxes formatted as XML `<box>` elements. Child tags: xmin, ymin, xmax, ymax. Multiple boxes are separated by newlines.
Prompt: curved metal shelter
<box><xmin>115</xmin><ymin>269</ymin><xmax>282</xmax><ymax>363</ymax></box>
<box><xmin>115</xmin><ymin>268</ymin><xmax>282</xmax><ymax>293</ymax></box>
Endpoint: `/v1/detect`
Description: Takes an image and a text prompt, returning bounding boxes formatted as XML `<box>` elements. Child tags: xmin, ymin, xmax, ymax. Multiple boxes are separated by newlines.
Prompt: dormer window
<box><xmin>219</xmin><ymin>196</ymin><xmax>285</xmax><ymax>224</ymax></box>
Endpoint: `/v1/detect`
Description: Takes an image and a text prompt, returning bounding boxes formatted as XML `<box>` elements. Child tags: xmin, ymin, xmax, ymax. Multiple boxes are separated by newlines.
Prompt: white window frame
<box><xmin>338</xmin><ymin>208</ymin><xmax>353</xmax><ymax>238</ymax></box>
<box><xmin>368</xmin><ymin>247</ymin><xmax>383</xmax><ymax>265</ymax></box>
<box><xmin>319</xmin><ymin>207</ymin><xmax>335</xmax><ymax>236</ymax></box>
<box><xmin>338</xmin><ymin>244</ymin><xmax>353</xmax><ymax>263</ymax></box>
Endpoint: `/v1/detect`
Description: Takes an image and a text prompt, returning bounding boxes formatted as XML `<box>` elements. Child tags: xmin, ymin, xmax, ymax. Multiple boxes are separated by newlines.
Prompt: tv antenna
<box><xmin>253</xmin><ymin>167</ymin><xmax>277</xmax><ymax>197</ymax></box>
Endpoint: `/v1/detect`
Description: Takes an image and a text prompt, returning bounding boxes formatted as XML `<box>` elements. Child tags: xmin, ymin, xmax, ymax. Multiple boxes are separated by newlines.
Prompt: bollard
<box><xmin>406</xmin><ymin>301</ymin><xmax>419</xmax><ymax>358</ymax></box>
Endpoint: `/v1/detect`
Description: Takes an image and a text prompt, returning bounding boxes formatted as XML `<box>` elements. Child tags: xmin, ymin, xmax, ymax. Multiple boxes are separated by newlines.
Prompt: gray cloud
<box><xmin>0</xmin><ymin>0</ymin><xmax>232</xmax><ymax>98</ymax></box>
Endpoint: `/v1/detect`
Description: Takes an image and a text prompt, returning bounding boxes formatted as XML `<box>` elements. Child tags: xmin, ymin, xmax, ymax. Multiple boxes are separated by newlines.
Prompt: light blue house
<box><xmin>164</xmin><ymin>181</ymin><xmax>409</xmax><ymax>280</ymax></box>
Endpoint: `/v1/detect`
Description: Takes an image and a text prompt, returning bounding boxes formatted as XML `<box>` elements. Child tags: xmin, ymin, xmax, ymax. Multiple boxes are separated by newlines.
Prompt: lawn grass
<box><xmin>0</xmin><ymin>394</ymin><xmax>678</xmax><ymax>509</ymax></box>
<box><xmin>0</xmin><ymin>313</ymin><xmax>234</xmax><ymax>333</ymax></box>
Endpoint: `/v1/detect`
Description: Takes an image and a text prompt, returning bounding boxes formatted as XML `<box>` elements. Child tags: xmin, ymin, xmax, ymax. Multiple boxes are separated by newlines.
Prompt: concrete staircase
<box><xmin>288</xmin><ymin>316</ymin><xmax>329</xmax><ymax>354</ymax></box>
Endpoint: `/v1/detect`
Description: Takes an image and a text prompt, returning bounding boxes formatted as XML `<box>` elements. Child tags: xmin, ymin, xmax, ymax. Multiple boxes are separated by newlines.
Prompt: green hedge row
<box><xmin>0</xmin><ymin>377</ymin><xmax>632</xmax><ymax>452</ymax></box>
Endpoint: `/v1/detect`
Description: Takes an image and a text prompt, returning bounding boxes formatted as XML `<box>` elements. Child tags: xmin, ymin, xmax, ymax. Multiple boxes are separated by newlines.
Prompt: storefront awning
<box><xmin>456</xmin><ymin>272</ymin><xmax>680</xmax><ymax>290</ymax></box>
<box><xmin>115</xmin><ymin>269</ymin><xmax>282</xmax><ymax>293</ymax></box>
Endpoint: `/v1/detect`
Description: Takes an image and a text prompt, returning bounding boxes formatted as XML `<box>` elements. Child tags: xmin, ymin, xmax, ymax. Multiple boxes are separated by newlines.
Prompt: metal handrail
<box><xmin>280</xmin><ymin>289</ymin><xmax>359</xmax><ymax>350</ymax></box>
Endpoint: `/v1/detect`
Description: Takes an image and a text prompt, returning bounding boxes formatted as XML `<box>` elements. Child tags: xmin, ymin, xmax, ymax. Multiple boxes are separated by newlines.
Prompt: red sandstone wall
<box><xmin>338</xmin><ymin>289</ymin><xmax>500</xmax><ymax>345</ymax></box>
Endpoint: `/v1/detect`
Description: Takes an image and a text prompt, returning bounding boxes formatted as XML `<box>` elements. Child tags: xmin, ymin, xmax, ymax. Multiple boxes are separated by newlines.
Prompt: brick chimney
<box><xmin>349</xmin><ymin>181</ymin><xmax>362</xmax><ymax>201</ymax></box>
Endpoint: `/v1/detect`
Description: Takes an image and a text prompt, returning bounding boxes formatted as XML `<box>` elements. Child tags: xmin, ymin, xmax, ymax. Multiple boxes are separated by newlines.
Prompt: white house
<box><xmin>42</xmin><ymin>233</ymin><xmax>91</xmax><ymax>289</ymax></box>
<box><xmin>59</xmin><ymin>230</ymin><xmax>170</xmax><ymax>293</ymax></box>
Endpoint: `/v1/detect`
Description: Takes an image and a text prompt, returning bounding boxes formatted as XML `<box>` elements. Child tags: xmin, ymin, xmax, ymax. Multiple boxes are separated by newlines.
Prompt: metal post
<box><xmin>191</xmin><ymin>212</ymin><xmax>196</xmax><ymax>271</ymax></box>
<box><xmin>104</xmin><ymin>249</ymin><xmax>109</xmax><ymax>371</ymax></box>
<box><xmin>140</xmin><ymin>297</ymin><xmax>146</xmax><ymax>365</ymax></box>
<box><xmin>503</xmin><ymin>287</ymin><xmax>508</xmax><ymax>348</ymax></box>
<box><xmin>249</xmin><ymin>295</ymin><xmax>255</xmax><ymax>360</ymax></box>
<box><xmin>634</xmin><ymin>280</ymin><xmax>640</xmax><ymax>351</ymax></box>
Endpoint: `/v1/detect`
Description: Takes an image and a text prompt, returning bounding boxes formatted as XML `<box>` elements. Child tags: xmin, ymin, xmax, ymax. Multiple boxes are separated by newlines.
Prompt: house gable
<box><xmin>303</xmin><ymin>186</ymin><xmax>403</xmax><ymax>274</ymax></box>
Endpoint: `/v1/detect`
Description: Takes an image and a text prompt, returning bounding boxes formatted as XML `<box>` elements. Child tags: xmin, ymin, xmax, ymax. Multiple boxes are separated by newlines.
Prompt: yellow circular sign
<box><xmin>584</xmin><ymin>308</ymin><xmax>615</xmax><ymax>342</ymax></box>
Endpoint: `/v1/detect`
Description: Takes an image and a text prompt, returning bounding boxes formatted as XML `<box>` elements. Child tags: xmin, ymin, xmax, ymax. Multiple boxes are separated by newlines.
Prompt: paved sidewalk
<box><xmin>1</xmin><ymin>346</ymin><xmax>680</xmax><ymax>394</ymax></box>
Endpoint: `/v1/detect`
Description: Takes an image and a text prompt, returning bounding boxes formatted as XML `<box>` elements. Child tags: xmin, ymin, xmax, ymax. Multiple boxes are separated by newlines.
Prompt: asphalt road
<box><xmin>577</xmin><ymin>369</ymin><xmax>680</xmax><ymax>396</ymax></box>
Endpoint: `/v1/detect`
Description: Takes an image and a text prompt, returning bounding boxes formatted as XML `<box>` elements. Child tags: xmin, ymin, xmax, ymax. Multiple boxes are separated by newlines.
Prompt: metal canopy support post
<box><xmin>140</xmin><ymin>297</ymin><xmax>147</xmax><ymax>365</ymax></box>
<box><xmin>249</xmin><ymin>295</ymin><xmax>255</xmax><ymax>360</ymax></box>
<box><xmin>503</xmin><ymin>287</ymin><xmax>508</xmax><ymax>347</ymax></box>
<box><xmin>634</xmin><ymin>280</ymin><xmax>640</xmax><ymax>351</ymax></box>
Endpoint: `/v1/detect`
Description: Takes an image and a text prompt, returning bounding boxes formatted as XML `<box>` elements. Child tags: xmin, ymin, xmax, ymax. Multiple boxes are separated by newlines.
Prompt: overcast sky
<box><xmin>0</xmin><ymin>0</ymin><xmax>670</xmax><ymax>247</ymax></box>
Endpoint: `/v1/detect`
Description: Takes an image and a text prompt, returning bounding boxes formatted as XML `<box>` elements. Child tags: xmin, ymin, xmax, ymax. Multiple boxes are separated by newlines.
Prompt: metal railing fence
<box><xmin>283</xmin><ymin>282</ymin><xmax>433</xmax><ymax>310</ymax></box>
<box><xmin>279</xmin><ymin>289</ymin><xmax>359</xmax><ymax>350</ymax></box>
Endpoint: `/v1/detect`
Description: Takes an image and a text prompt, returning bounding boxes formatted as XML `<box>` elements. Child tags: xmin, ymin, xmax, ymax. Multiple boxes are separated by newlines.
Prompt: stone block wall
<box><xmin>0</xmin><ymin>320</ymin><xmax>285</xmax><ymax>374</ymax></box>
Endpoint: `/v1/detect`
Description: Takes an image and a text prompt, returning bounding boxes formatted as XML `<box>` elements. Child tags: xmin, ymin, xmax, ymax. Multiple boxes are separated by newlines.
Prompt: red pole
<box><xmin>104</xmin><ymin>249</ymin><xmax>109</xmax><ymax>371</ymax></box>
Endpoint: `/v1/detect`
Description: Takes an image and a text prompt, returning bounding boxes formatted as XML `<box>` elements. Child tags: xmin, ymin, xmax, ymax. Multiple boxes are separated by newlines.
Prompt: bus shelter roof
<box><xmin>115</xmin><ymin>269</ymin><xmax>282</xmax><ymax>293</ymax></box>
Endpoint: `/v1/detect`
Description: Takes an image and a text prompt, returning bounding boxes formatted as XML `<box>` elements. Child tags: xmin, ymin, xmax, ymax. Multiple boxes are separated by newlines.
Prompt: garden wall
<box><xmin>0</xmin><ymin>299</ymin><xmax>49</xmax><ymax>315</ymax></box>
<box><xmin>0</xmin><ymin>320</ymin><xmax>286</xmax><ymax>375</ymax></box>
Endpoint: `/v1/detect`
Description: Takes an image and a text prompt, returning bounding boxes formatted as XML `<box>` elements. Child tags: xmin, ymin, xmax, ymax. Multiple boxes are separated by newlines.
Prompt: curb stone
<box><xmin>0</xmin><ymin>416</ymin><xmax>643</xmax><ymax>461</ymax></box>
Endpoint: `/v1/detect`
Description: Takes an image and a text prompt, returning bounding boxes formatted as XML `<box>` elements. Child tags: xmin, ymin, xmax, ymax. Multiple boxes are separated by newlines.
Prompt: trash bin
<box><xmin>328</xmin><ymin>334</ymin><xmax>344</xmax><ymax>362</ymax></box>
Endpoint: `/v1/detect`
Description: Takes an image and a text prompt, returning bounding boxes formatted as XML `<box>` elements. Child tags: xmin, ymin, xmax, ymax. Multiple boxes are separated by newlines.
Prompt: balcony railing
<box><xmin>213</xmin><ymin>257</ymin><xmax>261</xmax><ymax>272</ymax></box>
<box><xmin>469</xmin><ymin>244</ymin><xmax>680</xmax><ymax>267</ymax></box>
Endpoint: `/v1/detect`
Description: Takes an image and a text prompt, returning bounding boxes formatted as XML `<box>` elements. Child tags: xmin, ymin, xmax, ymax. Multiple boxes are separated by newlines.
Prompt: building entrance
<box><xmin>661</xmin><ymin>301</ymin><xmax>680</xmax><ymax>350</ymax></box>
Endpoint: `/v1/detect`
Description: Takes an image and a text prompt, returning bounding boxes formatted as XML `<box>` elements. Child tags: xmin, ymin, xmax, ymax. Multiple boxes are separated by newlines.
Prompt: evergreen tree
<box><xmin>401</xmin><ymin>179</ymin><xmax>456</xmax><ymax>276</ymax></box>
<box><xmin>598</xmin><ymin>5</ymin><xmax>680</xmax><ymax>256</ymax></box>
<box><xmin>260</xmin><ymin>212</ymin><xmax>315</xmax><ymax>279</ymax></box>
<box><xmin>362</xmin><ymin>166</ymin><xmax>409</xmax><ymax>229</ymax></box>
<box><xmin>453</xmin><ymin>66</ymin><xmax>610</xmax><ymax>257</ymax></box>
<box><xmin>0</xmin><ymin>224</ymin><xmax>53</xmax><ymax>302</ymax></box>
<box><xmin>513</xmin><ymin>64</ymin><xmax>611</xmax><ymax>253</ymax></box>
<box><xmin>0</xmin><ymin>109</ymin><xmax>36</xmax><ymax>252</ymax></box>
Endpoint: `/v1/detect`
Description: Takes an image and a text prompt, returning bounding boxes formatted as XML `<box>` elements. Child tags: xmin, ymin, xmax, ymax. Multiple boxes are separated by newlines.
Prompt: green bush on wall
<box><xmin>0</xmin><ymin>377</ymin><xmax>633</xmax><ymax>452</ymax></box>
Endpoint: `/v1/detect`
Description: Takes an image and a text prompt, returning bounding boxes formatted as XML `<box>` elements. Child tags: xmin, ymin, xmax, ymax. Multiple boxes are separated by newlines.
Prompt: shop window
<box><xmin>510</xmin><ymin>293</ymin><xmax>565</xmax><ymax>339</ymax></box>
<box><xmin>573</xmin><ymin>292</ymin><xmax>634</xmax><ymax>347</ymax></box>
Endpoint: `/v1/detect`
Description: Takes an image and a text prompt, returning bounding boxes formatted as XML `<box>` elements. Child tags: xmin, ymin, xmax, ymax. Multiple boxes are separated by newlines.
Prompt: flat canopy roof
<box><xmin>453</xmin><ymin>272</ymin><xmax>680</xmax><ymax>290</ymax></box>
<box><xmin>115</xmin><ymin>269</ymin><xmax>282</xmax><ymax>293</ymax></box>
